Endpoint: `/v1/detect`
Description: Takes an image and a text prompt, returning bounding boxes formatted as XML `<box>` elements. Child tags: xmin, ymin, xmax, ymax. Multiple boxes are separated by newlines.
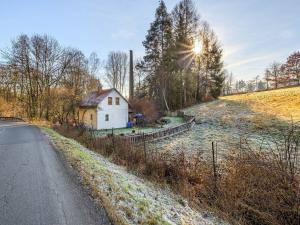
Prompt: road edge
<box><xmin>40</xmin><ymin>126</ymin><xmax>126</xmax><ymax>225</ymax></box>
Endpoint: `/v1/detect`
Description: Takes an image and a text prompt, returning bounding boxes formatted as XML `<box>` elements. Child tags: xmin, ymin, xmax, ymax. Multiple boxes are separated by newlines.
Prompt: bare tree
<box><xmin>104</xmin><ymin>51</ymin><xmax>128</xmax><ymax>94</ymax></box>
<box><xmin>88</xmin><ymin>52</ymin><xmax>100</xmax><ymax>77</ymax></box>
<box><xmin>283</xmin><ymin>51</ymin><xmax>300</xmax><ymax>85</ymax></box>
<box><xmin>266</xmin><ymin>62</ymin><xmax>282</xmax><ymax>89</ymax></box>
<box><xmin>224</xmin><ymin>71</ymin><xmax>233</xmax><ymax>95</ymax></box>
<box><xmin>0</xmin><ymin>34</ymin><xmax>100</xmax><ymax>121</ymax></box>
<box><xmin>254</xmin><ymin>75</ymin><xmax>259</xmax><ymax>90</ymax></box>
<box><xmin>264</xmin><ymin>69</ymin><xmax>271</xmax><ymax>89</ymax></box>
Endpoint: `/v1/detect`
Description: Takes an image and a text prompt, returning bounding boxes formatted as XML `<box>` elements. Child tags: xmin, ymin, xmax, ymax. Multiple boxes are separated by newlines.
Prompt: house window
<box><xmin>90</xmin><ymin>114</ymin><xmax>93</xmax><ymax>120</ymax></box>
<box><xmin>116</xmin><ymin>97</ymin><xmax>120</xmax><ymax>105</ymax></box>
<box><xmin>108</xmin><ymin>97</ymin><xmax>112</xmax><ymax>105</ymax></box>
<box><xmin>105</xmin><ymin>114</ymin><xmax>109</xmax><ymax>121</ymax></box>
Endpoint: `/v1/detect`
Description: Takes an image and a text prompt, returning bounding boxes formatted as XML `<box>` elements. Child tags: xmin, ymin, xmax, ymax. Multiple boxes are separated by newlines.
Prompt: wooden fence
<box><xmin>61</xmin><ymin>114</ymin><xmax>196</xmax><ymax>145</ymax></box>
<box><xmin>124</xmin><ymin>115</ymin><xmax>195</xmax><ymax>143</ymax></box>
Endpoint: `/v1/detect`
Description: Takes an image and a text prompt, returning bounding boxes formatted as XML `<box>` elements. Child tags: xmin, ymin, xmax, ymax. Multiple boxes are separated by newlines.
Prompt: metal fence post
<box><xmin>212</xmin><ymin>141</ymin><xmax>217</xmax><ymax>191</ymax></box>
<box><xmin>143</xmin><ymin>132</ymin><xmax>147</xmax><ymax>163</ymax></box>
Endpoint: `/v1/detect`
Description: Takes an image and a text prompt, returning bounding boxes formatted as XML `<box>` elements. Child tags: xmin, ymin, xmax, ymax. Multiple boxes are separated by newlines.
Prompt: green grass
<box><xmin>162</xmin><ymin>116</ymin><xmax>184</xmax><ymax>127</ymax></box>
<box><xmin>93</xmin><ymin>116</ymin><xmax>185</xmax><ymax>137</ymax></box>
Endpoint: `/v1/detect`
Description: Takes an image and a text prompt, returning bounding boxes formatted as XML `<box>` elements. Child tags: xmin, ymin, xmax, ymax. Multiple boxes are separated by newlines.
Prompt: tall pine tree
<box><xmin>142</xmin><ymin>0</ymin><xmax>173</xmax><ymax>110</ymax></box>
<box><xmin>172</xmin><ymin>0</ymin><xmax>199</xmax><ymax>107</ymax></box>
<box><xmin>141</xmin><ymin>0</ymin><xmax>225</xmax><ymax>110</ymax></box>
<box><xmin>209</xmin><ymin>40</ymin><xmax>225</xmax><ymax>98</ymax></box>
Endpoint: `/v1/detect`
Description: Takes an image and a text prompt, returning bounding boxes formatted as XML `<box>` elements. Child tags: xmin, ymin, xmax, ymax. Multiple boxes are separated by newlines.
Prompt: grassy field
<box><xmin>149</xmin><ymin>86</ymin><xmax>300</xmax><ymax>157</ymax></box>
<box><xmin>221</xmin><ymin>86</ymin><xmax>300</xmax><ymax>122</ymax></box>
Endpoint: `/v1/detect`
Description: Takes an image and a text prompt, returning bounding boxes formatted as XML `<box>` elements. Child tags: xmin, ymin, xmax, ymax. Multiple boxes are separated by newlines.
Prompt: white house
<box><xmin>78</xmin><ymin>88</ymin><xmax>129</xmax><ymax>130</ymax></box>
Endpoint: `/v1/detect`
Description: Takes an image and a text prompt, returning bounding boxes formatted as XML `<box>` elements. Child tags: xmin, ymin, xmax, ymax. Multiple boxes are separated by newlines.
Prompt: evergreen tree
<box><xmin>172</xmin><ymin>0</ymin><xmax>199</xmax><ymax>107</ymax></box>
<box><xmin>209</xmin><ymin>40</ymin><xmax>225</xmax><ymax>98</ymax></box>
<box><xmin>142</xmin><ymin>0</ymin><xmax>173</xmax><ymax>109</ymax></box>
<box><xmin>140</xmin><ymin>0</ymin><xmax>225</xmax><ymax>109</ymax></box>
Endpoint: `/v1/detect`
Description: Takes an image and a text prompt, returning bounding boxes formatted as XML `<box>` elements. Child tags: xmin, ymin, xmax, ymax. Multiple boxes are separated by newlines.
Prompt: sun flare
<box><xmin>193</xmin><ymin>38</ymin><xmax>202</xmax><ymax>54</ymax></box>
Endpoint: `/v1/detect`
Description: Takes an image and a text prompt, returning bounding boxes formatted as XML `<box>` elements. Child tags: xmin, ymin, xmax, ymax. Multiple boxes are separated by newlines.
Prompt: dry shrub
<box><xmin>202</xmin><ymin>95</ymin><xmax>215</xmax><ymax>102</ymax></box>
<box><xmin>54</xmin><ymin>124</ymin><xmax>299</xmax><ymax>225</ymax></box>
<box><xmin>144</xmin><ymin>150</ymin><xmax>299</xmax><ymax>225</ymax></box>
<box><xmin>0</xmin><ymin>97</ymin><xmax>23</xmax><ymax>117</ymax></box>
<box><xmin>216</xmin><ymin>151</ymin><xmax>299</xmax><ymax>225</ymax></box>
<box><xmin>130</xmin><ymin>98</ymin><xmax>159</xmax><ymax>123</ymax></box>
<box><xmin>112</xmin><ymin>144</ymin><xmax>299</xmax><ymax>225</ymax></box>
<box><xmin>110</xmin><ymin>138</ymin><xmax>145</xmax><ymax>169</ymax></box>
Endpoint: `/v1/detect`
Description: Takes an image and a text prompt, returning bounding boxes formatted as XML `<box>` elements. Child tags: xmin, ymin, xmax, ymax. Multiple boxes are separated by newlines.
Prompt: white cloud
<box><xmin>225</xmin><ymin>53</ymin><xmax>280</xmax><ymax>69</ymax></box>
<box><xmin>223</xmin><ymin>44</ymin><xmax>246</xmax><ymax>60</ymax></box>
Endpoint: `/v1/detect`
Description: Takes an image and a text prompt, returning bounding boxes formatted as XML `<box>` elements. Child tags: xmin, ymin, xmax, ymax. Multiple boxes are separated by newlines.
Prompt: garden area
<box><xmin>92</xmin><ymin>116</ymin><xmax>185</xmax><ymax>137</ymax></box>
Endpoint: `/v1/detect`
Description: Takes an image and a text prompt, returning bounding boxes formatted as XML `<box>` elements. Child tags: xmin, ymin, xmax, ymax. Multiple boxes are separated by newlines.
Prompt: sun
<box><xmin>193</xmin><ymin>38</ymin><xmax>202</xmax><ymax>55</ymax></box>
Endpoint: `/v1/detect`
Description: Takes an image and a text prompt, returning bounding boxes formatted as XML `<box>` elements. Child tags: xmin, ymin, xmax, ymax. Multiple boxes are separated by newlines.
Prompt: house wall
<box><xmin>78</xmin><ymin>108</ymin><xmax>97</xmax><ymax>129</ymax></box>
<box><xmin>96</xmin><ymin>89</ymin><xmax>128</xmax><ymax>129</ymax></box>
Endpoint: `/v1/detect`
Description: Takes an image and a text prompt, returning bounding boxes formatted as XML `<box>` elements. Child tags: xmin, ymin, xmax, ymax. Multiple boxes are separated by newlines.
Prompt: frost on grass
<box><xmin>42</xmin><ymin>127</ymin><xmax>226</xmax><ymax>225</ymax></box>
<box><xmin>148</xmin><ymin>99</ymin><xmax>290</xmax><ymax>158</ymax></box>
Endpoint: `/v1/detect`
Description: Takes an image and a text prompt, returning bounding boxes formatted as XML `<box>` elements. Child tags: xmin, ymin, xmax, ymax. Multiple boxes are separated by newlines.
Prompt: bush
<box><xmin>0</xmin><ymin>97</ymin><xmax>23</xmax><ymax>117</ymax></box>
<box><xmin>130</xmin><ymin>98</ymin><xmax>160</xmax><ymax>123</ymax></box>
<box><xmin>217</xmin><ymin>152</ymin><xmax>299</xmax><ymax>225</ymax></box>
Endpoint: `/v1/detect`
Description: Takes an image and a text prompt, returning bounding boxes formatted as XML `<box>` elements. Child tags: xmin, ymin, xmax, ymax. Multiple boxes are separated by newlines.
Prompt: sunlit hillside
<box><xmin>221</xmin><ymin>86</ymin><xmax>300</xmax><ymax>123</ymax></box>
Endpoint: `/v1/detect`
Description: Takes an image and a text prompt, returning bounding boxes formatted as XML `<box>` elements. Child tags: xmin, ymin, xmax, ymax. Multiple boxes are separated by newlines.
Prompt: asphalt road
<box><xmin>0</xmin><ymin>121</ymin><xmax>112</xmax><ymax>225</ymax></box>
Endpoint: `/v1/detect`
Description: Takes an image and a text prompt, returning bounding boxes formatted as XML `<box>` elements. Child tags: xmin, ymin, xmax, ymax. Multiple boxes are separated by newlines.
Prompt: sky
<box><xmin>0</xmin><ymin>0</ymin><xmax>299</xmax><ymax>80</ymax></box>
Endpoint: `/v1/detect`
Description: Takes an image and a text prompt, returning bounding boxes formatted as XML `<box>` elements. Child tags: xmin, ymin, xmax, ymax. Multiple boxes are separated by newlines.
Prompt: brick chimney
<box><xmin>129</xmin><ymin>50</ymin><xmax>134</xmax><ymax>100</ymax></box>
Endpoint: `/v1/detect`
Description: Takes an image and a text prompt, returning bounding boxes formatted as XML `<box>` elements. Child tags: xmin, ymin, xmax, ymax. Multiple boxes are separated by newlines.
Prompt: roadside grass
<box><xmin>42</xmin><ymin>127</ymin><xmax>219</xmax><ymax>225</ymax></box>
<box><xmin>41</xmin><ymin>128</ymin><xmax>122</xmax><ymax>222</ymax></box>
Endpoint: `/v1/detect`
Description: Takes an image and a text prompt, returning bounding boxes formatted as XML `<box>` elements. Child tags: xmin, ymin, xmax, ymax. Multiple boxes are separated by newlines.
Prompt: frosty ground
<box><xmin>43</xmin><ymin>127</ymin><xmax>226</xmax><ymax>225</ymax></box>
<box><xmin>148</xmin><ymin>87</ymin><xmax>300</xmax><ymax>158</ymax></box>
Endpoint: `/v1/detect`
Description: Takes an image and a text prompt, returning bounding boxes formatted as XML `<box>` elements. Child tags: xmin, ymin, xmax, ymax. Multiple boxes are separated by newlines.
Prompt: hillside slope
<box><xmin>149</xmin><ymin>87</ymin><xmax>300</xmax><ymax>157</ymax></box>
<box><xmin>221</xmin><ymin>86</ymin><xmax>300</xmax><ymax>122</ymax></box>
